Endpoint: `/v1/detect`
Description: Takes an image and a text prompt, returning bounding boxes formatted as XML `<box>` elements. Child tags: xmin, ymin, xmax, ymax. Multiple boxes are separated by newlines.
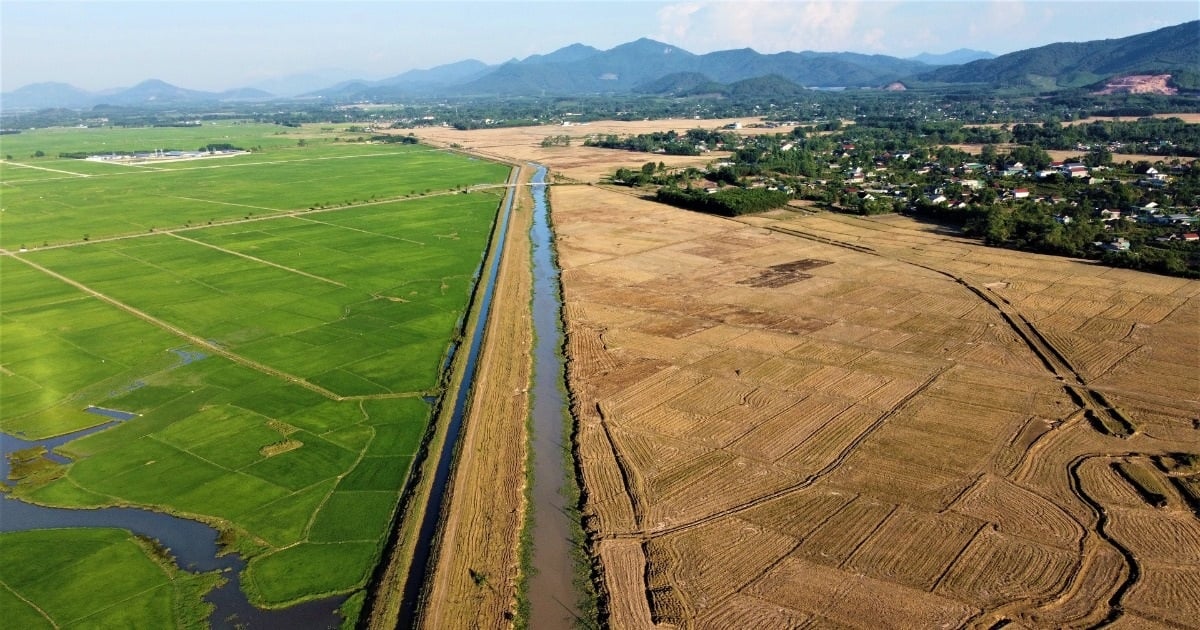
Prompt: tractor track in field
<box><xmin>767</xmin><ymin>221</ymin><xmax>1135</xmax><ymax>438</ymax></box>
<box><xmin>0</xmin><ymin>182</ymin><xmax>532</xmax><ymax>255</ymax></box>
<box><xmin>5</xmin><ymin>254</ymin><xmax>433</xmax><ymax>404</ymax></box>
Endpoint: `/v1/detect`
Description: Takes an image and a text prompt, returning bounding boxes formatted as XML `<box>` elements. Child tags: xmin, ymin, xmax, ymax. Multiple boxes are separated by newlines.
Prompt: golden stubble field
<box><xmin>413</xmin><ymin>117</ymin><xmax>792</xmax><ymax>182</ymax></box>
<box><xmin>413</xmin><ymin>119</ymin><xmax>1200</xmax><ymax>629</ymax></box>
<box><xmin>556</xmin><ymin>189</ymin><xmax>1200</xmax><ymax>628</ymax></box>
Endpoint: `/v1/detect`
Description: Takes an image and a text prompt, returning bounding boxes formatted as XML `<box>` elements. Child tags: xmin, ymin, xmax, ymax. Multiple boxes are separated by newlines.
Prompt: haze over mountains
<box><xmin>2</xmin><ymin>19</ymin><xmax>1195</xmax><ymax>111</ymax></box>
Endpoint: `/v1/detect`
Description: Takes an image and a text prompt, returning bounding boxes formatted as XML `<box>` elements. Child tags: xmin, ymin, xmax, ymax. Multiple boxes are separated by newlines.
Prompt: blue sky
<box><xmin>2</xmin><ymin>1</ymin><xmax>1196</xmax><ymax>91</ymax></box>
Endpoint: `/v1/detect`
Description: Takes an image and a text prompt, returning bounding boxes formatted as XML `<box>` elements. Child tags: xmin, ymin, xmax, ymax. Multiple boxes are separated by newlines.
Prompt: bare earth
<box><xmin>409</xmin><ymin>119</ymin><xmax>1200</xmax><ymax>629</ymax></box>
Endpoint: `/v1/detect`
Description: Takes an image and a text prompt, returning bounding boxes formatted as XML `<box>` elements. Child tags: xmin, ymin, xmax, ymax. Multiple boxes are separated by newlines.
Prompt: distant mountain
<box><xmin>919</xmin><ymin>20</ymin><xmax>1200</xmax><ymax>89</ymax></box>
<box><xmin>1</xmin><ymin>79</ymin><xmax>274</xmax><ymax>110</ymax></box>
<box><xmin>635</xmin><ymin>73</ymin><xmax>808</xmax><ymax>100</ymax></box>
<box><xmin>422</xmin><ymin>38</ymin><xmax>932</xmax><ymax>98</ymax></box>
<box><xmin>0</xmin><ymin>82</ymin><xmax>94</xmax><ymax>109</ymax></box>
<box><xmin>726</xmin><ymin>75</ymin><xmax>810</xmax><ymax>100</ymax></box>
<box><xmin>633</xmin><ymin>72</ymin><xmax>725</xmax><ymax>96</ymax></box>
<box><xmin>518</xmin><ymin>43</ymin><xmax>602</xmax><ymax>66</ymax></box>
<box><xmin>377</xmin><ymin>59</ymin><xmax>494</xmax><ymax>87</ymax></box>
<box><xmin>908</xmin><ymin>49</ymin><xmax>995</xmax><ymax>66</ymax></box>
<box><xmin>90</xmin><ymin>80</ymin><xmax>274</xmax><ymax>106</ymax></box>
<box><xmin>216</xmin><ymin>87</ymin><xmax>274</xmax><ymax>101</ymax></box>
<box><xmin>5</xmin><ymin>21</ymin><xmax>1195</xmax><ymax>109</ymax></box>
<box><xmin>251</xmin><ymin>69</ymin><xmax>361</xmax><ymax>98</ymax></box>
<box><xmin>116</xmin><ymin>79</ymin><xmax>218</xmax><ymax>104</ymax></box>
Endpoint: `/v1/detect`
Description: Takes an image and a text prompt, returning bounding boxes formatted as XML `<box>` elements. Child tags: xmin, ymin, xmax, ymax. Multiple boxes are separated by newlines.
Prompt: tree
<box><xmin>980</xmin><ymin>144</ymin><xmax>998</xmax><ymax>167</ymax></box>
<box><xmin>1084</xmin><ymin>147</ymin><xmax>1112</xmax><ymax>168</ymax></box>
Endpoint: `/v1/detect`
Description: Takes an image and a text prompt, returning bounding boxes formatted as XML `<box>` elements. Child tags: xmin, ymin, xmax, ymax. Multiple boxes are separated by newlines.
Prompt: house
<box><xmin>1101</xmin><ymin>238</ymin><xmax>1131</xmax><ymax>252</ymax></box>
<box><xmin>1063</xmin><ymin>163</ymin><xmax>1089</xmax><ymax>178</ymax></box>
<box><xmin>1012</xmin><ymin>188</ymin><xmax>1030</xmax><ymax>199</ymax></box>
<box><xmin>1183</xmin><ymin>233</ymin><xmax>1200</xmax><ymax>242</ymax></box>
<box><xmin>1099</xmin><ymin>209</ymin><xmax>1122</xmax><ymax>222</ymax></box>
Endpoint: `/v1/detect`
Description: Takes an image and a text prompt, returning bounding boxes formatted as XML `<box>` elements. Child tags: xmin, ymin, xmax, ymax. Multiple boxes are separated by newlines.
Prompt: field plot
<box><xmin>0</xmin><ymin>528</ymin><xmax>221</xmax><ymax>629</ymax></box>
<box><xmin>1</xmin><ymin>125</ymin><xmax>511</xmax><ymax>619</ymax></box>
<box><xmin>552</xmin><ymin>180</ymin><xmax>1200</xmax><ymax>627</ymax></box>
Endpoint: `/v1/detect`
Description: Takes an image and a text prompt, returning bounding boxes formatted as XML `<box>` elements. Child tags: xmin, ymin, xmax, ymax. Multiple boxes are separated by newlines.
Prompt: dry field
<box><xmin>964</xmin><ymin>113</ymin><xmax>1200</xmax><ymax>129</ymax></box>
<box><xmin>406</xmin><ymin>118</ymin><xmax>1198</xmax><ymax>629</ymax></box>
<box><xmin>547</xmin><ymin>167</ymin><xmax>1198</xmax><ymax>626</ymax></box>
<box><xmin>410</xmin><ymin>117</ymin><xmax>793</xmax><ymax>182</ymax></box>
<box><xmin>940</xmin><ymin>143</ymin><xmax>1174</xmax><ymax>164</ymax></box>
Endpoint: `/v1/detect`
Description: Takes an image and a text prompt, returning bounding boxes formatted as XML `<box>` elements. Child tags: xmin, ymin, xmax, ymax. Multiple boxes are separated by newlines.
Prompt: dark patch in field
<box><xmin>738</xmin><ymin>259</ymin><xmax>832</xmax><ymax>288</ymax></box>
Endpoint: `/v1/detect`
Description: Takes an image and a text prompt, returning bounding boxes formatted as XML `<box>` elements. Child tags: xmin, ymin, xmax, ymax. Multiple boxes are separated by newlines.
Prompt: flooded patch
<box><xmin>83</xmin><ymin>406</ymin><xmax>138</xmax><ymax>421</ymax></box>
<box><xmin>738</xmin><ymin>258</ymin><xmax>832</xmax><ymax>288</ymax></box>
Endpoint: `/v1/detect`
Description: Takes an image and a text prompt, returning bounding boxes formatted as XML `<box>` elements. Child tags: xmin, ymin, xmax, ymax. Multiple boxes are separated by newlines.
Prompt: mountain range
<box><xmin>2</xmin><ymin>20</ymin><xmax>1194</xmax><ymax>111</ymax></box>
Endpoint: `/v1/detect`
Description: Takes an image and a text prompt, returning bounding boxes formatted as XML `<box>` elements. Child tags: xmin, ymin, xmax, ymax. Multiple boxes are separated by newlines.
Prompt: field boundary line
<box><xmin>0</xmin><ymin>580</ymin><xmax>59</xmax><ymax>628</ymax></box>
<box><xmin>167</xmin><ymin>233</ymin><xmax>347</xmax><ymax>287</ymax></box>
<box><xmin>291</xmin><ymin>215</ymin><xmax>427</xmax><ymax>246</ymax></box>
<box><xmin>8</xmin><ymin>254</ymin><xmax>345</xmax><ymax>402</ymax></box>
<box><xmin>4</xmin><ymin>186</ymin><xmax>501</xmax><ymax>254</ymax></box>
<box><xmin>1067</xmin><ymin>455</ymin><xmax>1142</xmax><ymax>626</ymax></box>
<box><xmin>772</xmin><ymin>217</ymin><xmax>1137</xmax><ymax>437</ymax></box>
<box><xmin>596</xmin><ymin>402</ymin><xmax>647</xmax><ymax>530</ymax></box>
<box><xmin>2</xmin><ymin>160</ymin><xmax>90</xmax><ymax>178</ymax></box>
<box><xmin>839</xmin><ymin>503</ymin><xmax>900</xmax><ymax>571</ymax></box>
<box><xmin>929</xmin><ymin>522</ymin><xmax>989</xmax><ymax>593</ymax></box>
<box><xmin>164</xmin><ymin>195</ymin><xmax>278</xmax><ymax>213</ymax></box>
<box><xmin>610</xmin><ymin>363</ymin><xmax>952</xmax><ymax>541</ymax></box>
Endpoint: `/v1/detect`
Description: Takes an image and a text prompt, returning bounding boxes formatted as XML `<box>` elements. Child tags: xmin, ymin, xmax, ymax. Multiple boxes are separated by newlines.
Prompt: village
<box><xmin>595</xmin><ymin>116</ymin><xmax>1200</xmax><ymax>276</ymax></box>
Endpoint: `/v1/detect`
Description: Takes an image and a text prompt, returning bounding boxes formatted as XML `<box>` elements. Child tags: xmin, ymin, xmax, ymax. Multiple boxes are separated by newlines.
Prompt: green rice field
<box><xmin>0</xmin><ymin>528</ymin><xmax>221</xmax><ymax>628</ymax></box>
<box><xmin>0</xmin><ymin>123</ymin><xmax>512</xmax><ymax>620</ymax></box>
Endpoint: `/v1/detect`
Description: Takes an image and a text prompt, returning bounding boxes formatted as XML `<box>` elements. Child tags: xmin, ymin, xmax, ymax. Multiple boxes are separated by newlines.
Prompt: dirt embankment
<box><xmin>418</xmin><ymin>168</ymin><xmax>536</xmax><ymax>629</ymax></box>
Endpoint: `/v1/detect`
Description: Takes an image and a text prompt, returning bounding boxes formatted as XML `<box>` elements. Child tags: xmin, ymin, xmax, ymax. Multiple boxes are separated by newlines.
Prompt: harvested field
<box><xmin>937</xmin><ymin>527</ymin><xmax>1077</xmax><ymax>609</ymax></box>
<box><xmin>1125</xmin><ymin>563</ymin><xmax>1200</xmax><ymax>628</ymax></box>
<box><xmin>552</xmin><ymin>183</ymin><xmax>1200</xmax><ymax>626</ymax></box>
<box><xmin>416</xmin><ymin>119</ymin><xmax>1200</xmax><ymax>629</ymax></box>
<box><xmin>747</xmin><ymin>557</ymin><xmax>978</xmax><ymax>629</ymax></box>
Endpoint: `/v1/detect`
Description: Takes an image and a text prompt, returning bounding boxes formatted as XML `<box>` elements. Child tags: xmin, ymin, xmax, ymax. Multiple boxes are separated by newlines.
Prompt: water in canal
<box><xmin>528</xmin><ymin>165</ymin><xmax>583</xmax><ymax>628</ymax></box>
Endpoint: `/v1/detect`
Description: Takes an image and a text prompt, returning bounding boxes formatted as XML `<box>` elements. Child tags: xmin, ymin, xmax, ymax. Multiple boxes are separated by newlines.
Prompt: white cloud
<box><xmin>654</xmin><ymin>1</ymin><xmax>868</xmax><ymax>53</ymax></box>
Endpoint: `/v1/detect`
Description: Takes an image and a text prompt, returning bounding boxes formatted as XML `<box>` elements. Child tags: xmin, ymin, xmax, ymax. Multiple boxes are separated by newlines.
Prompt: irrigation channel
<box><xmin>527</xmin><ymin>165</ymin><xmax>583</xmax><ymax>627</ymax></box>
<box><xmin>397</xmin><ymin>165</ymin><xmax>520</xmax><ymax>626</ymax></box>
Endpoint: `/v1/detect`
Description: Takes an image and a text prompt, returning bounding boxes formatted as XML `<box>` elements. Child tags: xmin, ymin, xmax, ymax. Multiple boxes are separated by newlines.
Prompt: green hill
<box><xmin>918</xmin><ymin>20</ymin><xmax>1199</xmax><ymax>90</ymax></box>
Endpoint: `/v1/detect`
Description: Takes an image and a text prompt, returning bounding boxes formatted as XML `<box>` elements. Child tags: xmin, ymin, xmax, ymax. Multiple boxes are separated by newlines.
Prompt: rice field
<box><xmin>0</xmin><ymin>123</ymin><xmax>512</xmax><ymax>620</ymax></box>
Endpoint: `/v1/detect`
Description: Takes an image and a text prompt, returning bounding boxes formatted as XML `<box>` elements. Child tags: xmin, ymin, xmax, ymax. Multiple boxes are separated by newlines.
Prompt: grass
<box><xmin>1</xmin><ymin>124</ymin><xmax>512</xmax><ymax>613</ymax></box>
<box><xmin>0</xmin><ymin>528</ymin><xmax>221</xmax><ymax>628</ymax></box>
<box><xmin>1</xmin><ymin>127</ymin><xmax>509</xmax><ymax>250</ymax></box>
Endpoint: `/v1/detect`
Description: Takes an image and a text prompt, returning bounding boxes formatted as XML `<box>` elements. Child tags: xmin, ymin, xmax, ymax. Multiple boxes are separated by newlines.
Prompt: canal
<box><xmin>527</xmin><ymin>165</ymin><xmax>583</xmax><ymax>628</ymax></box>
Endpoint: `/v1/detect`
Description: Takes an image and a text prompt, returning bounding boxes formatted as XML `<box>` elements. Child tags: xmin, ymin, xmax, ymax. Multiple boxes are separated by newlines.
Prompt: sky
<box><xmin>1</xmin><ymin>0</ymin><xmax>1196</xmax><ymax>92</ymax></box>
